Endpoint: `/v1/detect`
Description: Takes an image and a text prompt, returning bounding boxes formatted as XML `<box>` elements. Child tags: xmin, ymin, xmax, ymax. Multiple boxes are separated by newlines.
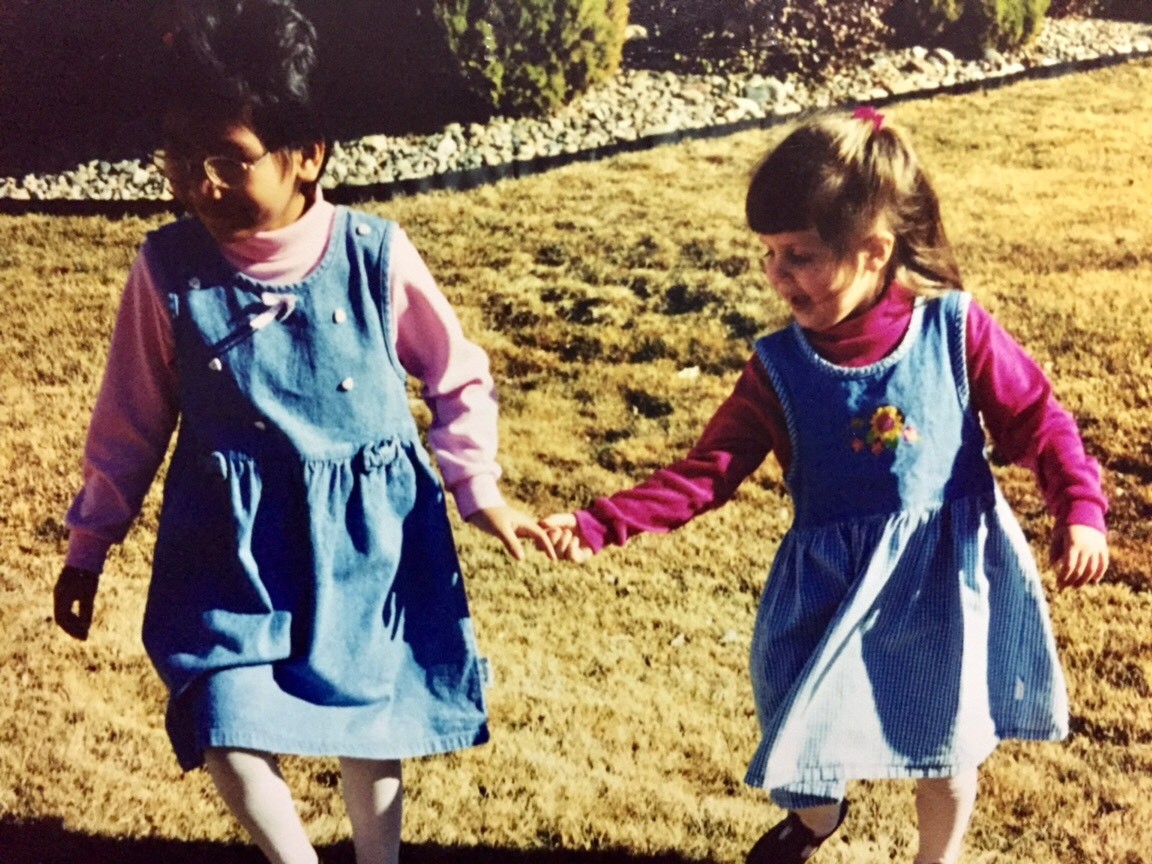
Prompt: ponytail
<box><xmin>746</xmin><ymin>110</ymin><xmax>962</xmax><ymax>296</ymax></box>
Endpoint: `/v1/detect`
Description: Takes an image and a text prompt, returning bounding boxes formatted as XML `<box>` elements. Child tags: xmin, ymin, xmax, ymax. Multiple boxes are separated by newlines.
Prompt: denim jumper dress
<box><xmin>746</xmin><ymin>292</ymin><xmax>1067</xmax><ymax>809</ymax></box>
<box><xmin>141</xmin><ymin>208</ymin><xmax>488</xmax><ymax>770</ymax></box>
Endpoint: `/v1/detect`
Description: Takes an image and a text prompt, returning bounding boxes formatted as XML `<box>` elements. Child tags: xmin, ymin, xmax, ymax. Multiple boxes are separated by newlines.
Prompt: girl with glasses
<box><xmin>53</xmin><ymin>2</ymin><xmax>555</xmax><ymax>862</ymax></box>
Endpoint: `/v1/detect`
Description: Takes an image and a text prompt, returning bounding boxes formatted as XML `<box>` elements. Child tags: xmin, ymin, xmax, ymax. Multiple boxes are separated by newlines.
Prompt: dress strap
<box><xmin>341</xmin><ymin>209</ymin><xmax>405</xmax><ymax>381</ymax></box>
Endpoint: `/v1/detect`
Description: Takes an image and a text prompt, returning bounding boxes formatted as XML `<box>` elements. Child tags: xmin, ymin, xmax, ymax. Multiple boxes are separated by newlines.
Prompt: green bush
<box><xmin>628</xmin><ymin>0</ymin><xmax>897</xmax><ymax>78</ymax></box>
<box><xmin>297</xmin><ymin>1</ymin><xmax>485</xmax><ymax>139</ymax></box>
<box><xmin>975</xmin><ymin>0</ymin><xmax>1051</xmax><ymax>49</ymax></box>
<box><xmin>432</xmin><ymin>0</ymin><xmax>630</xmax><ymax>116</ymax></box>
<box><xmin>887</xmin><ymin>0</ymin><xmax>1050</xmax><ymax>53</ymax></box>
<box><xmin>885</xmin><ymin>0</ymin><xmax>964</xmax><ymax>45</ymax></box>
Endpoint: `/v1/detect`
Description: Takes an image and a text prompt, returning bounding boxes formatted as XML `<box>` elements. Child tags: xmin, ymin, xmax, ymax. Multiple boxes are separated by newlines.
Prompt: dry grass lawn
<box><xmin>2</xmin><ymin>60</ymin><xmax>1151</xmax><ymax>864</ymax></box>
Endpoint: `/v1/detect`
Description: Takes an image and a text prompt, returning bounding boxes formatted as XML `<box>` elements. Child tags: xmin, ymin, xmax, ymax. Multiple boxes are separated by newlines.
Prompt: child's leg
<box><xmin>338</xmin><ymin>757</ymin><xmax>402</xmax><ymax>864</ymax></box>
<box><xmin>204</xmin><ymin>747</ymin><xmax>318</xmax><ymax>864</ymax></box>
<box><xmin>771</xmin><ymin>784</ymin><xmax>848</xmax><ymax>836</ymax></box>
<box><xmin>794</xmin><ymin>801</ymin><xmax>846</xmax><ymax>836</ymax></box>
<box><xmin>914</xmin><ymin>769</ymin><xmax>978</xmax><ymax>864</ymax></box>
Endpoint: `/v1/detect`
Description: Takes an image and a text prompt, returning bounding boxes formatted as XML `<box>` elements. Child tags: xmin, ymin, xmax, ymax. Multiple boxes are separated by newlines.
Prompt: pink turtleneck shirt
<box><xmin>576</xmin><ymin>283</ymin><xmax>1107</xmax><ymax>552</ymax></box>
<box><xmin>66</xmin><ymin>197</ymin><xmax>504</xmax><ymax>573</ymax></box>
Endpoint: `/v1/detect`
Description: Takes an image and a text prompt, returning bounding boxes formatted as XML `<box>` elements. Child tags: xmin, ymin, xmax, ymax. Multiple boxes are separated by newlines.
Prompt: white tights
<box><xmin>794</xmin><ymin>769</ymin><xmax>979</xmax><ymax>864</ymax></box>
<box><xmin>204</xmin><ymin>748</ymin><xmax>402</xmax><ymax>864</ymax></box>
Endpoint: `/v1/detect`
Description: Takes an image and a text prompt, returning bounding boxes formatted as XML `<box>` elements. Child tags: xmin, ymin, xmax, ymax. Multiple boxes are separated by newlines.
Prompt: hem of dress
<box><xmin>996</xmin><ymin>724</ymin><xmax>1067</xmax><ymax>742</ymax></box>
<box><xmin>745</xmin><ymin>757</ymin><xmax>985</xmax><ymax>791</ymax></box>
<box><xmin>744</xmin><ymin>725</ymin><xmax>1066</xmax><ymax>791</ymax></box>
<box><xmin>744</xmin><ymin>739</ymin><xmax>1002</xmax><ymax>790</ymax></box>
<box><xmin>178</xmin><ymin>724</ymin><xmax>490</xmax><ymax>772</ymax></box>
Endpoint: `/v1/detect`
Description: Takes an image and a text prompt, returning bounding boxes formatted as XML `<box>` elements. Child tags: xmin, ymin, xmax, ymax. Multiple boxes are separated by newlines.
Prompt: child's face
<box><xmin>758</xmin><ymin>229</ymin><xmax>893</xmax><ymax>333</ymax></box>
<box><xmin>160</xmin><ymin>111</ymin><xmax>325</xmax><ymax>245</ymax></box>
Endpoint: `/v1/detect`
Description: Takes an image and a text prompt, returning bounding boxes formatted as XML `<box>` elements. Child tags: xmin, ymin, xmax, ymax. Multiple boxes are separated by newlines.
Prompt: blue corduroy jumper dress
<box><xmin>141</xmin><ymin>208</ymin><xmax>488</xmax><ymax>770</ymax></box>
<box><xmin>746</xmin><ymin>291</ymin><xmax>1068</xmax><ymax>809</ymax></box>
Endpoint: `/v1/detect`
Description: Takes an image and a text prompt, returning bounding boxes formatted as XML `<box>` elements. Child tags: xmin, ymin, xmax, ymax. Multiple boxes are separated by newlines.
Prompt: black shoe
<box><xmin>745</xmin><ymin>799</ymin><xmax>849</xmax><ymax>864</ymax></box>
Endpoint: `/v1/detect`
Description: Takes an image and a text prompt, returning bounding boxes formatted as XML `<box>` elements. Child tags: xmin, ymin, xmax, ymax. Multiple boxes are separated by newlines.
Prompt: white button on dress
<box><xmin>333</xmin><ymin>309</ymin><xmax>347</xmax><ymax>324</ymax></box>
<box><xmin>339</xmin><ymin>377</ymin><xmax>355</xmax><ymax>392</ymax></box>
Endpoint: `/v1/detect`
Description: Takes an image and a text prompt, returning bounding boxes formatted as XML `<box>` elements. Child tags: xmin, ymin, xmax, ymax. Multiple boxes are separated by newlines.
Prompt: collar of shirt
<box><xmin>218</xmin><ymin>188</ymin><xmax>337</xmax><ymax>285</ymax></box>
<box><xmin>804</xmin><ymin>281</ymin><xmax>919</xmax><ymax>368</ymax></box>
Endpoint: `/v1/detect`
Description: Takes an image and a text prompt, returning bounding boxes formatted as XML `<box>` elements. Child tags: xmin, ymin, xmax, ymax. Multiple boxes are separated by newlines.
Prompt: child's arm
<box><xmin>966</xmin><ymin>300</ymin><xmax>1109</xmax><ymax>588</ymax></box>
<box><xmin>56</xmin><ymin>252</ymin><xmax>180</xmax><ymax>638</ymax></box>
<box><xmin>544</xmin><ymin>358</ymin><xmax>783</xmax><ymax>561</ymax></box>
<box><xmin>390</xmin><ymin>229</ymin><xmax>554</xmax><ymax>560</ymax></box>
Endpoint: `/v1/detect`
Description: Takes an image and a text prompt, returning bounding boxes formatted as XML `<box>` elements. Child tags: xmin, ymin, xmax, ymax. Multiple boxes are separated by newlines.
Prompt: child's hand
<box><xmin>540</xmin><ymin>513</ymin><xmax>594</xmax><ymax>563</ymax></box>
<box><xmin>53</xmin><ymin>566</ymin><xmax>100</xmax><ymax>640</ymax></box>
<box><xmin>1050</xmin><ymin>524</ymin><xmax>1109</xmax><ymax>590</ymax></box>
<box><xmin>467</xmin><ymin>506</ymin><xmax>557</xmax><ymax>561</ymax></box>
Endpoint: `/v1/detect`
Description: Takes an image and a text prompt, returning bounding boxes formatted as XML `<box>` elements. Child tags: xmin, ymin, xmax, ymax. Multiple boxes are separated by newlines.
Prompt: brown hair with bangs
<box><xmin>745</xmin><ymin>112</ymin><xmax>963</xmax><ymax>296</ymax></box>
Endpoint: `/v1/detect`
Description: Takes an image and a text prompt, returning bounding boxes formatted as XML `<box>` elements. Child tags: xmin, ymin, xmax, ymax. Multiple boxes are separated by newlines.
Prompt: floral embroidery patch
<box><xmin>851</xmin><ymin>404</ymin><xmax>919</xmax><ymax>454</ymax></box>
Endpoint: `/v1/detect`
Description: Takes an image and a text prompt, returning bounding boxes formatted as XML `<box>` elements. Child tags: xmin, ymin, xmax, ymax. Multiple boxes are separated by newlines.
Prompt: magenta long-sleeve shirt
<box><xmin>576</xmin><ymin>283</ymin><xmax>1107</xmax><ymax>552</ymax></box>
<box><xmin>66</xmin><ymin>197</ymin><xmax>504</xmax><ymax>573</ymax></box>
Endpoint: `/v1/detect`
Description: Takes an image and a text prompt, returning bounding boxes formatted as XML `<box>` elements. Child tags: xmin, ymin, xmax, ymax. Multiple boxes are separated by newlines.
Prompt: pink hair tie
<box><xmin>852</xmin><ymin>106</ymin><xmax>885</xmax><ymax>131</ymax></box>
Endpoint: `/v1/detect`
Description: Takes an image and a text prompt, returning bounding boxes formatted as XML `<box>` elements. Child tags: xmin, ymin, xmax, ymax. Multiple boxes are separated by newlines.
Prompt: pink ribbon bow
<box><xmin>852</xmin><ymin>106</ymin><xmax>885</xmax><ymax>131</ymax></box>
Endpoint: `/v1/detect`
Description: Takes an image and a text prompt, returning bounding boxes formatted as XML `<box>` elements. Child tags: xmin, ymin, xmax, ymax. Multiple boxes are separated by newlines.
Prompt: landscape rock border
<box><xmin>1</xmin><ymin>16</ymin><xmax>1149</xmax><ymax>215</ymax></box>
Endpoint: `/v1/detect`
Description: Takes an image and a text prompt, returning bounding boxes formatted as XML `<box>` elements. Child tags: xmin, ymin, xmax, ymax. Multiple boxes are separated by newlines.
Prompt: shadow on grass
<box><xmin>0</xmin><ymin>817</ymin><xmax>709</xmax><ymax>864</ymax></box>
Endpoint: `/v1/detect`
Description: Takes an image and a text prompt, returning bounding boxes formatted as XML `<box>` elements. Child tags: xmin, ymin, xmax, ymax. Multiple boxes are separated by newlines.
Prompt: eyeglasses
<box><xmin>151</xmin><ymin>149</ymin><xmax>274</xmax><ymax>189</ymax></box>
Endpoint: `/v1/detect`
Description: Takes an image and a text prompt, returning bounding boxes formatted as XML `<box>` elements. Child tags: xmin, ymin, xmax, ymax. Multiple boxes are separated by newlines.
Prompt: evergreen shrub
<box><xmin>297</xmin><ymin>1</ymin><xmax>483</xmax><ymax>140</ymax></box>
<box><xmin>886</xmin><ymin>0</ymin><xmax>1051</xmax><ymax>53</ymax></box>
<box><xmin>628</xmin><ymin>0</ymin><xmax>896</xmax><ymax>77</ymax></box>
<box><xmin>979</xmin><ymin>0</ymin><xmax>1052</xmax><ymax>49</ymax></box>
<box><xmin>884</xmin><ymin>0</ymin><xmax>963</xmax><ymax>46</ymax></box>
<box><xmin>432</xmin><ymin>0</ymin><xmax>630</xmax><ymax>116</ymax></box>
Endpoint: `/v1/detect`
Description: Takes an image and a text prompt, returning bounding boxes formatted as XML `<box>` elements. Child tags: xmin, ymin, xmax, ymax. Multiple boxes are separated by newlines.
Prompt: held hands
<box><xmin>540</xmin><ymin>513</ymin><xmax>594</xmax><ymax>563</ymax></box>
<box><xmin>467</xmin><ymin>505</ymin><xmax>558</xmax><ymax>561</ymax></box>
<box><xmin>1050</xmin><ymin>524</ymin><xmax>1109</xmax><ymax>590</ymax></box>
<box><xmin>53</xmin><ymin>565</ymin><xmax>100</xmax><ymax>640</ymax></box>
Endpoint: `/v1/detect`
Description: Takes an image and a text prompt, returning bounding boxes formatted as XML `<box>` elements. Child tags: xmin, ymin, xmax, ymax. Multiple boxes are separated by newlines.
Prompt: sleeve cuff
<box><xmin>1063</xmin><ymin>501</ymin><xmax>1107</xmax><ymax>534</ymax></box>
<box><xmin>450</xmin><ymin>474</ymin><xmax>505</xmax><ymax>521</ymax></box>
<box><xmin>65</xmin><ymin>531</ymin><xmax>112</xmax><ymax>575</ymax></box>
<box><xmin>574</xmin><ymin>510</ymin><xmax>608</xmax><ymax>554</ymax></box>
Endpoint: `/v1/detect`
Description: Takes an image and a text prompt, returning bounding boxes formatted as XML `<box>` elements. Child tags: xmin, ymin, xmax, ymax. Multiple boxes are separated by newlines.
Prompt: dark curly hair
<box><xmin>159</xmin><ymin>0</ymin><xmax>324</xmax><ymax>152</ymax></box>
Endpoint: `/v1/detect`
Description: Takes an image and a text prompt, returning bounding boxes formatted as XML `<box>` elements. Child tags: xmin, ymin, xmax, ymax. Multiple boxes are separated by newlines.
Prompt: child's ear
<box><xmin>297</xmin><ymin>140</ymin><xmax>326</xmax><ymax>183</ymax></box>
<box><xmin>862</xmin><ymin>229</ymin><xmax>896</xmax><ymax>276</ymax></box>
